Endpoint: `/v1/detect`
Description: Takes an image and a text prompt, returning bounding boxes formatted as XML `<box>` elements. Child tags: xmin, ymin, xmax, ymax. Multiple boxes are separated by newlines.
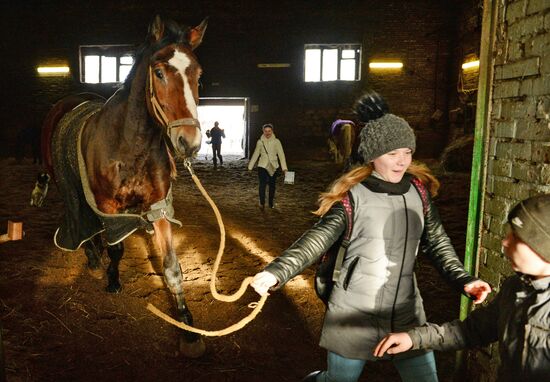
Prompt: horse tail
<box><xmin>341</xmin><ymin>123</ymin><xmax>353</xmax><ymax>162</ymax></box>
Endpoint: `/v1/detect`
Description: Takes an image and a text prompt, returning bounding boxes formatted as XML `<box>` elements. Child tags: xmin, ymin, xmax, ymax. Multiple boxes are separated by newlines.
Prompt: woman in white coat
<box><xmin>248</xmin><ymin>123</ymin><xmax>288</xmax><ymax>210</ymax></box>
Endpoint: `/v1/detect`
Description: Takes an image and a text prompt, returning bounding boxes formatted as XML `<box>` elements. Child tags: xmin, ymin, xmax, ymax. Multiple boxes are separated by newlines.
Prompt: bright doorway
<box><xmin>197</xmin><ymin>98</ymin><xmax>248</xmax><ymax>159</ymax></box>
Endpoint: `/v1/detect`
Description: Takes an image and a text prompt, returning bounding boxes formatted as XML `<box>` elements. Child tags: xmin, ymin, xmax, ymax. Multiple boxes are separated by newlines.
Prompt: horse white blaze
<box><xmin>169</xmin><ymin>50</ymin><xmax>201</xmax><ymax>148</ymax></box>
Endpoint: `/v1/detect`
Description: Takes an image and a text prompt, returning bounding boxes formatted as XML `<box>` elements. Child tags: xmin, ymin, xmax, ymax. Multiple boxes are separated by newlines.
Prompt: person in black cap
<box><xmin>374</xmin><ymin>194</ymin><xmax>550</xmax><ymax>381</ymax></box>
<box><xmin>251</xmin><ymin>90</ymin><xmax>491</xmax><ymax>382</ymax></box>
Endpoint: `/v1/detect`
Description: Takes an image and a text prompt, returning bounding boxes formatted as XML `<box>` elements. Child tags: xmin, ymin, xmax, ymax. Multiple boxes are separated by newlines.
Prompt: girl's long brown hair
<box><xmin>313</xmin><ymin>161</ymin><xmax>440</xmax><ymax>216</ymax></box>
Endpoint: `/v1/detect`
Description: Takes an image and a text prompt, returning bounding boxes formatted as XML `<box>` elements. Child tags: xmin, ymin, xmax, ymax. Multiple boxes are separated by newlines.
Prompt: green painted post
<box><xmin>460</xmin><ymin>0</ymin><xmax>496</xmax><ymax>321</ymax></box>
<box><xmin>455</xmin><ymin>0</ymin><xmax>497</xmax><ymax>378</ymax></box>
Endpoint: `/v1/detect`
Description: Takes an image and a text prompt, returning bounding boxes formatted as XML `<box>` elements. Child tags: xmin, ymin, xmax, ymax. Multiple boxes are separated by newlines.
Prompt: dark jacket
<box><xmin>209</xmin><ymin>126</ymin><xmax>225</xmax><ymax>145</ymax></box>
<box><xmin>408</xmin><ymin>274</ymin><xmax>550</xmax><ymax>381</ymax></box>
<box><xmin>265</xmin><ymin>174</ymin><xmax>477</xmax><ymax>360</ymax></box>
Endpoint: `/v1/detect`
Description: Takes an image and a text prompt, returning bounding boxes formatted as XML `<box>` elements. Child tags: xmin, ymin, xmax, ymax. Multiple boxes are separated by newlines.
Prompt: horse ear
<box><xmin>149</xmin><ymin>15</ymin><xmax>165</xmax><ymax>42</ymax></box>
<box><xmin>188</xmin><ymin>17</ymin><xmax>208</xmax><ymax>50</ymax></box>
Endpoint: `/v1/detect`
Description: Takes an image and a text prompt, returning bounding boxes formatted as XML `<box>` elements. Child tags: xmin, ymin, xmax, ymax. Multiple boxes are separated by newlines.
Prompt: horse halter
<box><xmin>148</xmin><ymin>65</ymin><xmax>201</xmax><ymax>154</ymax></box>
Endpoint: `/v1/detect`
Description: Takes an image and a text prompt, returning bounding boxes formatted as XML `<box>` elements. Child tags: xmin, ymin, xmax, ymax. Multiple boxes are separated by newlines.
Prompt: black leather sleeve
<box><xmin>420</xmin><ymin>192</ymin><xmax>478</xmax><ymax>292</ymax></box>
<box><xmin>264</xmin><ymin>202</ymin><xmax>347</xmax><ymax>290</ymax></box>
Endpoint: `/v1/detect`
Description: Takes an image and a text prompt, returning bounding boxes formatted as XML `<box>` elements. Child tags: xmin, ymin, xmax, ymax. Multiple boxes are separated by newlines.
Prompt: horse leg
<box><xmin>106</xmin><ymin>242</ymin><xmax>124</xmax><ymax>293</ymax></box>
<box><xmin>153</xmin><ymin>218</ymin><xmax>205</xmax><ymax>358</ymax></box>
<box><xmin>83</xmin><ymin>235</ymin><xmax>104</xmax><ymax>279</ymax></box>
<box><xmin>84</xmin><ymin>235</ymin><xmax>103</xmax><ymax>268</ymax></box>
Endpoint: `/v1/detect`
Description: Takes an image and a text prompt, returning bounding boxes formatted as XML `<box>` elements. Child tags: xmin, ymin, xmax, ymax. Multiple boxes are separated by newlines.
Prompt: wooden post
<box><xmin>0</xmin><ymin>221</ymin><xmax>23</xmax><ymax>243</ymax></box>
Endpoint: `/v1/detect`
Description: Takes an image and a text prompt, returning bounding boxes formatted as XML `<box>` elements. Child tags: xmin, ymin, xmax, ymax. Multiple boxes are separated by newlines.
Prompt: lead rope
<box><xmin>146</xmin><ymin>160</ymin><xmax>268</xmax><ymax>336</ymax></box>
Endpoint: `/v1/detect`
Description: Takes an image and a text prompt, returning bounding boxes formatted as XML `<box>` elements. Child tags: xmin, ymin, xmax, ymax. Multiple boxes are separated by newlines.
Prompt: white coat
<box><xmin>248</xmin><ymin>134</ymin><xmax>287</xmax><ymax>175</ymax></box>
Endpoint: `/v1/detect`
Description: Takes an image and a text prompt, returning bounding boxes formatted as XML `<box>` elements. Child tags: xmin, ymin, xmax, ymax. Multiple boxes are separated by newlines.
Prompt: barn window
<box><xmin>304</xmin><ymin>44</ymin><xmax>361</xmax><ymax>82</ymax></box>
<box><xmin>80</xmin><ymin>45</ymin><xmax>135</xmax><ymax>84</ymax></box>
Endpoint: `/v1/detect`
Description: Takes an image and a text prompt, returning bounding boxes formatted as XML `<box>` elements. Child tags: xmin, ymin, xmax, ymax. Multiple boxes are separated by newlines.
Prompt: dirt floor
<box><xmin>0</xmin><ymin>152</ymin><xmax>471</xmax><ymax>382</ymax></box>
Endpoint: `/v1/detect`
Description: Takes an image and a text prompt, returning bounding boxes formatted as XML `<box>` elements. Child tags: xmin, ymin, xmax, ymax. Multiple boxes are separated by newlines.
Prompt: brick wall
<box><xmin>468</xmin><ymin>0</ymin><xmax>550</xmax><ymax>380</ymax></box>
<box><xmin>0</xmin><ymin>1</ymin><xmax>465</xmax><ymax>159</ymax></box>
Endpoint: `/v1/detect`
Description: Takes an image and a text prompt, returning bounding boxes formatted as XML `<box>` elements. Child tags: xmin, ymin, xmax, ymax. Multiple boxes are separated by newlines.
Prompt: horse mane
<box><xmin>121</xmin><ymin>44</ymin><xmax>147</xmax><ymax>91</ymax></box>
<box><xmin>122</xmin><ymin>19</ymin><xmax>192</xmax><ymax>92</ymax></box>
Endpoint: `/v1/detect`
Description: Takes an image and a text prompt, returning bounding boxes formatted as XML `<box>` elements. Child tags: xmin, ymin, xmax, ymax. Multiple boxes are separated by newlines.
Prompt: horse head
<box><xmin>146</xmin><ymin>15</ymin><xmax>207</xmax><ymax>159</ymax></box>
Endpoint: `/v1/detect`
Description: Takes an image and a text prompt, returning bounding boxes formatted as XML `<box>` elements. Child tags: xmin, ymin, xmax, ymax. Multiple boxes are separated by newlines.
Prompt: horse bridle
<box><xmin>148</xmin><ymin>65</ymin><xmax>201</xmax><ymax>153</ymax></box>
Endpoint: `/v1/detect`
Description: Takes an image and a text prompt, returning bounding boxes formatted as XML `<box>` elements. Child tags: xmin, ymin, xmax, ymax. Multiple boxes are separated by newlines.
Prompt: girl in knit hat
<box><xmin>251</xmin><ymin>91</ymin><xmax>491</xmax><ymax>382</ymax></box>
<box><xmin>374</xmin><ymin>194</ymin><xmax>550</xmax><ymax>381</ymax></box>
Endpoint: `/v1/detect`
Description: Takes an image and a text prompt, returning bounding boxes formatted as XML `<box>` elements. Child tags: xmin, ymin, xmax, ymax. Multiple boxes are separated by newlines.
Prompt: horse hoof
<box><xmin>178</xmin><ymin>336</ymin><xmax>206</xmax><ymax>358</ymax></box>
<box><xmin>87</xmin><ymin>268</ymin><xmax>104</xmax><ymax>280</ymax></box>
<box><xmin>106</xmin><ymin>283</ymin><xmax>122</xmax><ymax>293</ymax></box>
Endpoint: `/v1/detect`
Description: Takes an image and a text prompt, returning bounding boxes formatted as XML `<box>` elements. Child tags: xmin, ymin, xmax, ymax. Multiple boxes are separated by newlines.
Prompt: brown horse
<box><xmin>328</xmin><ymin>119</ymin><xmax>356</xmax><ymax>165</ymax></box>
<box><xmin>38</xmin><ymin>15</ymin><xmax>208</xmax><ymax>357</ymax></box>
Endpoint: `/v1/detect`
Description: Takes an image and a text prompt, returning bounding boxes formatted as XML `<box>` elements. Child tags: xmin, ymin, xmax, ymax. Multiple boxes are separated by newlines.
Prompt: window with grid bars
<box><xmin>80</xmin><ymin>45</ymin><xmax>135</xmax><ymax>84</ymax></box>
<box><xmin>304</xmin><ymin>44</ymin><xmax>361</xmax><ymax>82</ymax></box>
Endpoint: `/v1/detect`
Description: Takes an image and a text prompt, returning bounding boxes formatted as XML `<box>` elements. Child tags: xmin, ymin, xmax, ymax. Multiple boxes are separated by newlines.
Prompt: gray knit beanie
<box><xmin>355</xmin><ymin>91</ymin><xmax>416</xmax><ymax>163</ymax></box>
<box><xmin>508</xmin><ymin>194</ymin><xmax>550</xmax><ymax>262</ymax></box>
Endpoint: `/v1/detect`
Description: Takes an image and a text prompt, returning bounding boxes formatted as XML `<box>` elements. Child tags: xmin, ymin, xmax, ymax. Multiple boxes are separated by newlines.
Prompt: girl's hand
<box><xmin>373</xmin><ymin>333</ymin><xmax>413</xmax><ymax>357</ymax></box>
<box><xmin>463</xmin><ymin>280</ymin><xmax>492</xmax><ymax>304</ymax></box>
<box><xmin>251</xmin><ymin>271</ymin><xmax>278</xmax><ymax>296</ymax></box>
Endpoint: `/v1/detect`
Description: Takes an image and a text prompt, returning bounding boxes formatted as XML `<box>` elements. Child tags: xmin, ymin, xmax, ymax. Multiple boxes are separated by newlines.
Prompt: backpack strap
<box><xmin>332</xmin><ymin>192</ymin><xmax>354</xmax><ymax>282</ymax></box>
<box><xmin>410</xmin><ymin>177</ymin><xmax>429</xmax><ymax>216</ymax></box>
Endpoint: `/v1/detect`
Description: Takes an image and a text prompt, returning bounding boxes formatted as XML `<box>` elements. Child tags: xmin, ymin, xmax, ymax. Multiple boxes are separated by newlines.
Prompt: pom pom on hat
<box><xmin>355</xmin><ymin>91</ymin><xmax>416</xmax><ymax>163</ymax></box>
<box><xmin>355</xmin><ymin>91</ymin><xmax>389</xmax><ymax>122</ymax></box>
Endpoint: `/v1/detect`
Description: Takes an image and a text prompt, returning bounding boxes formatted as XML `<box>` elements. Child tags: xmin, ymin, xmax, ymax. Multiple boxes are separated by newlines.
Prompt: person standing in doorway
<box><xmin>248</xmin><ymin>123</ymin><xmax>288</xmax><ymax>210</ymax></box>
<box><xmin>206</xmin><ymin>121</ymin><xmax>225</xmax><ymax>169</ymax></box>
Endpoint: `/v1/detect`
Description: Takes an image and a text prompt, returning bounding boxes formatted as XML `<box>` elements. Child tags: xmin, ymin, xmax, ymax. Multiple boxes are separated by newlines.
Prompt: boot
<box><xmin>301</xmin><ymin>370</ymin><xmax>321</xmax><ymax>382</ymax></box>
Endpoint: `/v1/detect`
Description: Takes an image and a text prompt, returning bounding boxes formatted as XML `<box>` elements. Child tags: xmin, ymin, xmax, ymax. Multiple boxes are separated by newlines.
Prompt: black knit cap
<box><xmin>508</xmin><ymin>194</ymin><xmax>550</xmax><ymax>262</ymax></box>
<box><xmin>355</xmin><ymin>91</ymin><xmax>416</xmax><ymax>163</ymax></box>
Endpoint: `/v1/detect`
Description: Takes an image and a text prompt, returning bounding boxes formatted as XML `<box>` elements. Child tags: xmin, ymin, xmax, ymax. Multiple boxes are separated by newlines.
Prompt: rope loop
<box><xmin>147</xmin><ymin>163</ymin><xmax>268</xmax><ymax>336</ymax></box>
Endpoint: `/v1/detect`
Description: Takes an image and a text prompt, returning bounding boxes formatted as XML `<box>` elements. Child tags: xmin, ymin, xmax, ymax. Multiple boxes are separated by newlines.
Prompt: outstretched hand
<box><xmin>373</xmin><ymin>333</ymin><xmax>413</xmax><ymax>357</ymax></box>
<box><xmin>251</xmin><ymin>271</ymin><xmax>278</xmax><ymax>296</ymax></box>
<box><xmin>463</xmin><ymin>280</ymin><xmax>492</xmax><ymax>304</ymax></box>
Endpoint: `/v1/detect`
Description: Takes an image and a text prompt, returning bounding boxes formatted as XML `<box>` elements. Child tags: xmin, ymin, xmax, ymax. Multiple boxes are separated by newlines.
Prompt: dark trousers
<box><xmin>212</xmin><ymin>143</ymin><xmax>222</xmax><ymax>166</ymax></box>
<box><xmin>258</xmin><ymin>167</ymin><xmax>278</xmax><ymax>207</ymax></box>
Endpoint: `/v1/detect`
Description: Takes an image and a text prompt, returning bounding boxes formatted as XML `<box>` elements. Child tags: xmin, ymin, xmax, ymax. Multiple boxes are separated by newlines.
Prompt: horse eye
<box><xmin>154</xmin><ymin>68</ymin><xmax>164</xmax><ymax>79</ymax></box>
